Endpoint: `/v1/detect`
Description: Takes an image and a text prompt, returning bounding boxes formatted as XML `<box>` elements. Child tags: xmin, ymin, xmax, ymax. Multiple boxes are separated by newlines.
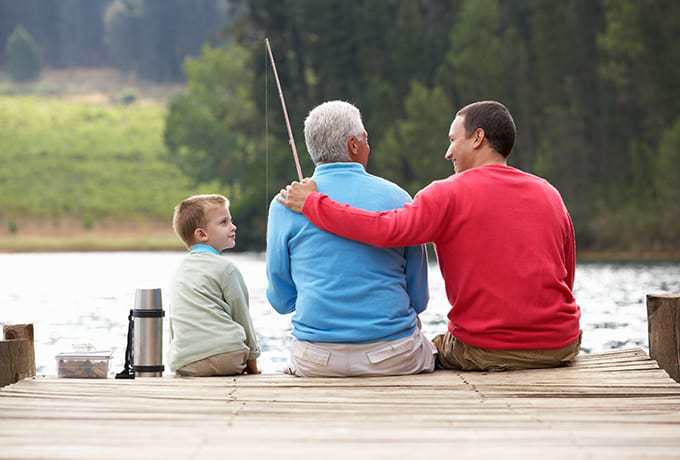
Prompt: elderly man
<box><xmin>279</xmin><ymin>100</ymin><xmax>582</xmax><ymax>372</ymax></box>
<box><xmin>266</xmin><ymin>100</ymin><xmax>435</xmax><ymax>377</ymax></box>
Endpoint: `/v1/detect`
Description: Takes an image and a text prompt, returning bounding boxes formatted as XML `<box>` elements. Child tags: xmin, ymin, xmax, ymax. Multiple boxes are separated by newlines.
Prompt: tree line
<box><xmin>1</xmin><ymin>0</ymin><xmax>678</xmax><ymax>253</ymax></box>
<box><xmin>166</xmin><ymin>0</ymin><xmax>680</xmax><ymax>252</ymax></box>
<box><xmin>0</xmin><ymin>0</ymin><xmax>233</xmax><ymax>81</ymax></box>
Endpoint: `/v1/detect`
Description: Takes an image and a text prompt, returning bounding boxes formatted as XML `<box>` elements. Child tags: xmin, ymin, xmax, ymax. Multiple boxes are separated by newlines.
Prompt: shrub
<box><xmin>6</xmin><ymin>26</ymin><xmax>42</xmax><ymax>82</ymax></box>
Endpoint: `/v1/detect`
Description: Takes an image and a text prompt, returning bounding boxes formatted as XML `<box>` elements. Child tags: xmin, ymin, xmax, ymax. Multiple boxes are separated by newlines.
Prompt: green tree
<box><xmin>655</xmin><ymin>118</ymin><xmax>680</xmax><ymax>233</ymax></box>
<box><xmin>104</xmin><ymin>0</ymin><xmax>143</xmax><ymax>73</ymax></box>
<box><xmin>376</xmin><ymin>82</ymin><xmax>454</xmax><ymax>195</ymax></box>
<box><xmin>437</xmin><ymin>0</ymin><xmax>527</xmax><ymax>104</ymax></box>
<box><xmin>164</xmin><ymin>44</ymin><xmax>290</xmax><ymax>248</ymax></box>
<box><xmin>104</xmin><ymin>0</ymin><xmax>228</xmax><ymax>81</ymax></box>
<box><xmin>165</xmin><ymin>44</ymin><xmax>258</xmax><ymax>184</ymax></box>
<box><xmin>435</xmin><ymin>0</ymin><xmax>531</xmax><ymax>168</ymax></box>
<box><xmin>5</xmin><ymin>25</ymin><xmax>41</xmax><ymax>81</ymax></box>
<box><xmin>599</xmin><ymin>0</ymin><xmax>680</xmax><ymax>142</ymax></box>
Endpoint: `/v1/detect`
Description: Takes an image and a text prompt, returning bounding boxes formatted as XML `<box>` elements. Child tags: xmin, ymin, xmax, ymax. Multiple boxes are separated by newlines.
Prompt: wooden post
<box><xmin>0</xmin><ymin>324</ymin><xmax>36</xmax><ymax>388</ymax></box>
<box><xmin>647</xmin><ymin>293</ymin><xmax>680</xmax><ymax>383</ymax></box>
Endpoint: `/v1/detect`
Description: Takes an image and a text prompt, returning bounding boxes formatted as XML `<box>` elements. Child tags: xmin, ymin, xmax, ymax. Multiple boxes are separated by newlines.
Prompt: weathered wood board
<box><xmin>1</xmin><ymin>348</ymin><xmax>680</xmax><ymax>459</ymax></box>
<box><xmin>0</xmin><ymin>324</ymin><xmax>35</xmax><ymax>388</ymax></box>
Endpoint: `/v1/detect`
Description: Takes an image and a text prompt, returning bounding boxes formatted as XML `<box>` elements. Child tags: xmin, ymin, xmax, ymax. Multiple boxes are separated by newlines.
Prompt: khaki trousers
<box><xmin>176</xmin><ymin>348</ymin><xmax>249</xmax><ymax>377</ymax></box>
<box><xmin>432</xmin><ymin>331</ymin><xmax>581</xmax><ymax>371</ymax></box>
<box><xmin>287</xmin><ymin>328</ymin><xmax>436</xmax><ymax>377</ymax></box>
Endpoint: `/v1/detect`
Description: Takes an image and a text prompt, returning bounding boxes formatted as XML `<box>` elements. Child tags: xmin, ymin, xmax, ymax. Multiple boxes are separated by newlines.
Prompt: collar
<box><xmin>190</xmin><ymin>243</ymin><xmax>220</xmax><ymax>255</ymax></box>
<box><xmin>313</xmin><ymin>162</ymin><xmax>367</xmax><ymax>176</ymax></box>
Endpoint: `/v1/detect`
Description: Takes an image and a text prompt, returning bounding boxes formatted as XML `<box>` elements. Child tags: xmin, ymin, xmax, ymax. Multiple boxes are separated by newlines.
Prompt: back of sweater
<box><xmin>169</xmin><ymin>253</ymin><xmax>260</xmax><ymax>370</ymax></box>
<box><xmin>302</xmin><ymin>164</ymin><xmax>581</xmax><ymax>350</ymax></box>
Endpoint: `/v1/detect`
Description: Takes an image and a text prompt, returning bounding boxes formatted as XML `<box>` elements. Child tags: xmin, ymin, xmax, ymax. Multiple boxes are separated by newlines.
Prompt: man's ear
<box><xmin>347</xmin><ymin>136</ymin><xmax>359</xmax><ymax>157</ymax></box>
<box><xmin>472</xmin><ymin>128</ymin><xmax>485</xmax><ymax>149</ymax></box>
<box><xmin>194</xmin><ymin>227</ymin><xmax>208</xmax><ymax>242</ymax></box>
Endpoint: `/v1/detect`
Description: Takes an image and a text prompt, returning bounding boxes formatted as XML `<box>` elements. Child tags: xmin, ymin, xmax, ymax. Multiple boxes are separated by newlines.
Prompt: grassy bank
<box><xmin>0</xmin><ymin>94</ymin><xmax>228</xmax><ymax>236</ymax></box>
<box><xmin>0</xmin><ymin>234</ymin><xmax>183</xmax><ymax>252</ymax></box>
<box><xmin>576</xmin><ymin>251</ymin><xmax>680</xmax><ymax>263</ymax></box>
<box><xmin>1</xmin><ymin>231</ymin><xmax>679</xmax><ymax>261</ymax></box>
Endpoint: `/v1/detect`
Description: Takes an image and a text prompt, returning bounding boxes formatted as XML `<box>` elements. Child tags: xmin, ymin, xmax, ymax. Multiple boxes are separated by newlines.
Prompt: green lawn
<box><xmin>0</xmin><ymin>96</ymin><xmax>223</xmax><ymax>233</ymax></box>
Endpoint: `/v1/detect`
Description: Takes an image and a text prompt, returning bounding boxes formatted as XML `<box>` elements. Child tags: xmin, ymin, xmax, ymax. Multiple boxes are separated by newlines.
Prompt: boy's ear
<box><xmin>193</xmin><ymin>227</ymin><xmax>208</xmax><ymax>242</ymax></box>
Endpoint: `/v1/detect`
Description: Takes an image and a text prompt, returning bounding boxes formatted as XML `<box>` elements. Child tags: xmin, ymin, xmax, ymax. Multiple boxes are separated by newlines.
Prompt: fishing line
<box><xmin>265</xmin><ymin>40</ymin><xmax>270</xmax><ymax>209</ymax></box>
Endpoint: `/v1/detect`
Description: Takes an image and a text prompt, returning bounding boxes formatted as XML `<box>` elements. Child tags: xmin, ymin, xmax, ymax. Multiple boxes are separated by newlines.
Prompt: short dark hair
<box><xmin>457</xmin><ymin>101</ymin><xmax>516</xmax><ymax>157</ymax></box>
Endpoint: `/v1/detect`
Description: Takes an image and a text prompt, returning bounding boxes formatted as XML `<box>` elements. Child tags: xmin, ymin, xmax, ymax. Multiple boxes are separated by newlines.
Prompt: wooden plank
<box><xmin>648</xmin><ymin>293</ymin><xmax>680</xmax><ymax>382</ymax></box>
<box><xmin>1</xmin><ymin>348</ymin><xmax>680</xmax><ymax>459</ymax></box>
<box><xmin>0</xmin><ymin>324</ymin><xmax>35</xmax><ymax>388</ymax></box>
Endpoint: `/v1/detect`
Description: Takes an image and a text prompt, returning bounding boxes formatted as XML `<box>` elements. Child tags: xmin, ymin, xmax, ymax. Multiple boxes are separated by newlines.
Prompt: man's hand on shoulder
<box><xmin>277</xmin><ymin>178</ymin><xmax>317</xmax><ymax>213</ymax></box>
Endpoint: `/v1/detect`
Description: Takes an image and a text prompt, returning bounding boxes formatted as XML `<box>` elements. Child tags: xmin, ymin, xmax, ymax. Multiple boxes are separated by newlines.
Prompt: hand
<box><xmin>277</xmin><ymin>178</ymin><xmax>317</xmax><ymax>213</ymax></box>
<box><xmin>243</xmin><ymin>359</ymin><xmax>260</xmax><ymax>375</ymax></box>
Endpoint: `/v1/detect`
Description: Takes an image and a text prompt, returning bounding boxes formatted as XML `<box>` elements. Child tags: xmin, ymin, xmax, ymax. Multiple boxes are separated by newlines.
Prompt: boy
<box><xmin>169</xmin><ymin>194</ymin><xmax>260</xmax><ymax>376</ymax></box>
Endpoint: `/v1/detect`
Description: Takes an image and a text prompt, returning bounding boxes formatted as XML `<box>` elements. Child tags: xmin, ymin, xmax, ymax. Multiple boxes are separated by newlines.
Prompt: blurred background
<box><xmin>1</xmin><ymin>0</ymin><xmax>679</xmax><ymax>375</ymax></box>
<box><xmin>0</xmin><ymin>0</ymin><xmax>678</xmax><ymax>256</ymax></box>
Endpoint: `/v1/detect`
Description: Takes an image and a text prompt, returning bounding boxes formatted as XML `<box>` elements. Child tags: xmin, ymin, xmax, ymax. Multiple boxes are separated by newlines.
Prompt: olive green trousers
<box><xmin>432</xmin><ymin>331</ymin><xmax>581</xmax><ymax>371</ymax></box>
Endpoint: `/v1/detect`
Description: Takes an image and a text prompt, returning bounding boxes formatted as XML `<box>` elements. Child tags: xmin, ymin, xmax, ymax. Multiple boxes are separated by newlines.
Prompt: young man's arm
<box><xmin>282</xmin><ymin>180</ymin><xmax>451</xmax><ymax>248</ymax></box>
<box><xmin>265</xmin><ymin>201</ymin><xmax>298</xmax><ymax>314</ymax></box>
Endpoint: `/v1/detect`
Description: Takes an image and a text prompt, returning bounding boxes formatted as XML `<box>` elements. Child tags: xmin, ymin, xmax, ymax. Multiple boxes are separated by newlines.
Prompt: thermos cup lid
<box><xmin>134</xmin><ymin>288</ymin><xmax>162</xmax><ymax>310</ymax></box>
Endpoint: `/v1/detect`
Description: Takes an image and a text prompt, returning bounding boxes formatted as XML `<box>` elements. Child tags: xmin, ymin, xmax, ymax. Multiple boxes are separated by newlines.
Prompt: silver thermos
<box><xmin>132</xmin><ymin>288</ymin><xmax>164</xmax><ymax>377</ymax></box>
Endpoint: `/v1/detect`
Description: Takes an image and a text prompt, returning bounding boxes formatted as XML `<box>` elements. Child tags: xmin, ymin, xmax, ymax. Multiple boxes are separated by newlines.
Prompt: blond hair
<box><xmin>172</xmin><ymin>194</ymin><xmax>229</xmax><ymax>248</ymax></box>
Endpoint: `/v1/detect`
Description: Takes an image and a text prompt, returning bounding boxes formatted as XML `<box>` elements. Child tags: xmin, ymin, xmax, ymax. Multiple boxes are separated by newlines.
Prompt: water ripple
<box><xmin>2</xmin><ymin>253</ymin><xmax>678</xmax><ymax>376</ymax></box>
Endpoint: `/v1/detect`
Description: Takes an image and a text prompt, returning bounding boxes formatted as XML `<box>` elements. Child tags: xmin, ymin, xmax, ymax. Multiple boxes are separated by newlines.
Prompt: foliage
<box><xmin>654</xmin><ymin>117</ymin><xmax>680</xmax><ymax>243</ymax></box>
<box><xmin>376</xmin><ymin>83</ymin><xmax>454</xmax><ymax>195</ymax></box>
<box><xmin>165</xmin><ymin>44</ymin><xmax>258</xmax><ymax>183</ymax></box>
<box><xmin>0</xmin><ymin>0</ymin><xmax>678</xmax><ymax>252</ymax></box>
<box><xmin>5</xmin><ymin>25</ymin><xmax>41</xmax><ymax>82</ymax></box>
<box><xmin>0</xmin><ymin>0</ymin><xmax>110</xmax><ymax>69</ymax></box>
<box><xmin>164</xmin><ymin>43</ymin><xmax>294</xmax><ymax>248</ymax></box>
<box><xmin>103</xmin><ymin>0</ymin><xmax>142</xmax><ymax>74</ymax></box>
<box><xmin>103</xmin><ymin>0</ymin><xmax>231</xmax><ymax>81</ymax></box>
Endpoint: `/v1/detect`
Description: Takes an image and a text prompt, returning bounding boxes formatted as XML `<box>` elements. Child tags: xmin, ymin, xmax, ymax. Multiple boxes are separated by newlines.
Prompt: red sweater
<box><xmin>302</xmin><ymin>164</ymin><xmax>581</xmax><ymax>350</ymax></box>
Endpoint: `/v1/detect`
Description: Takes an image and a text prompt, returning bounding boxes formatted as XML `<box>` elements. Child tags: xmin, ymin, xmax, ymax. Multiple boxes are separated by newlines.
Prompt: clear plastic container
<box><xmin>55</xmin><ymin>351</ymin><xmax>113</xmax><ymax>378</ymax></box>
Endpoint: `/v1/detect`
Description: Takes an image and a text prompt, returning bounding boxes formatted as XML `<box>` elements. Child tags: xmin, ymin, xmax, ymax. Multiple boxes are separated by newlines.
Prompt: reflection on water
<box><xmin>1</xmin><ymin>252</ymin><xmax>679</xmax><ymax>375</ymax></box>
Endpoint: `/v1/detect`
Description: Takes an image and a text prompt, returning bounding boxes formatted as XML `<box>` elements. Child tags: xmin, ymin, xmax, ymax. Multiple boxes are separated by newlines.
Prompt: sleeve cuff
<box><xmin>301</xmin><ymin>191</ymin><xmax>323</xmax><ymax>216</ymax></box>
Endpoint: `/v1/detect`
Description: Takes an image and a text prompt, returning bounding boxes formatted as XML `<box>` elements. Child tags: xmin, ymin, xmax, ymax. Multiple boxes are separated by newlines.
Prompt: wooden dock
<box><xmin>1</xmin><ymin>348</ymin><xmax>680</xmax><ymax>459</ymax></box>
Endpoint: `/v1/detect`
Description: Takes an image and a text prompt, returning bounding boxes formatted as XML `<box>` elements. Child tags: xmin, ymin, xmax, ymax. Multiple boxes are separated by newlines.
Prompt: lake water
<box><xmin>1</xmin><ymin>252</ymin><xmax>679</xmax><ymax>375</ymax></box>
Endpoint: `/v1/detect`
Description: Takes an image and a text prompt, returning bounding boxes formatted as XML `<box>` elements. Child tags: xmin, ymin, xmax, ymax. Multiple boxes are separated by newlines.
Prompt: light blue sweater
<box><xmin>266</xmin><ymin>162</ymin><xmax>429</xmax><ymax>343</ymax></box>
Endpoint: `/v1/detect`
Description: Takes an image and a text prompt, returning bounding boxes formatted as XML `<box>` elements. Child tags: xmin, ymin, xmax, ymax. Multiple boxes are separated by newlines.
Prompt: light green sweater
<box><xmin>168</xmin><ymin>252</ymin><xmax>261</xmax><ymax>371</ymax></box>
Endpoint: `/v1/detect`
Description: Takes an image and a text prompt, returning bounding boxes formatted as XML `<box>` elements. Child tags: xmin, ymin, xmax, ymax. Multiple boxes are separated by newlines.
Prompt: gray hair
<box><xmin>303</xmin><ymin>101</ymin><xmax>366</xmax><ymax>164</ymax></box>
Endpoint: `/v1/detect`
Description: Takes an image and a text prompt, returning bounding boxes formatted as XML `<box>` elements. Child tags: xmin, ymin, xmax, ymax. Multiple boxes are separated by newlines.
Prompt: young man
<box><xmin>279</xmin><ymin>101</ymin><xmax>581</xmax><ymax>371</ymax></box>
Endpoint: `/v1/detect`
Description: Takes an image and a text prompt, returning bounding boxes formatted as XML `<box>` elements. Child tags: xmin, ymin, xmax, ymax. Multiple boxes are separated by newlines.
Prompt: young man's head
<box><xmin>303</xmin><ymin>100</ymin><xmax>370</xmax><ymax>167</ymax></box>
<box><xmin>172</xmin><ymin>194</ymin><xmax>236</xmax><ymax>251</ymax></box>
<box><xmin>445</xmin><ymin>101</ymin><xmax>516</xmax><ymax>174</ymax></box>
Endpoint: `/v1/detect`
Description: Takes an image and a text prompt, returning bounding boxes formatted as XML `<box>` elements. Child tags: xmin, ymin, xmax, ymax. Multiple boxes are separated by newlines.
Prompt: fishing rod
<box><xmin>265</xmin><ymin>37</ymin><xmax>304</xmax><ymax>181</ymax></box>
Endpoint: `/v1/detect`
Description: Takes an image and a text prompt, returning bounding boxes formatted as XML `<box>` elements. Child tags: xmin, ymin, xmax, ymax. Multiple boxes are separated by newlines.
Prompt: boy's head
<box><xmin>172</xmin><ymin>194</ymin><xmax>237</xmax><ymax>251</ymax></box>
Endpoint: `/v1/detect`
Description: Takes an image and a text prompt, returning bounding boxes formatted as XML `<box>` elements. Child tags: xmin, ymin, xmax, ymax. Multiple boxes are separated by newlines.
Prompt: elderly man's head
<box><xmin>304</xmin><ymin>101</ymin><xmax>370</xmax><ymax>166</ymax></box>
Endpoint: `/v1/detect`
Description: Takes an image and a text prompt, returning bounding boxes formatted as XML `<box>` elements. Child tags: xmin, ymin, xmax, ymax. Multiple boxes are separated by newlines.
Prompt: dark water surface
<box><xmin>1</xmin><ymin>252</ymin><xmax>678</xmax><ymax>375</ymax></box>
